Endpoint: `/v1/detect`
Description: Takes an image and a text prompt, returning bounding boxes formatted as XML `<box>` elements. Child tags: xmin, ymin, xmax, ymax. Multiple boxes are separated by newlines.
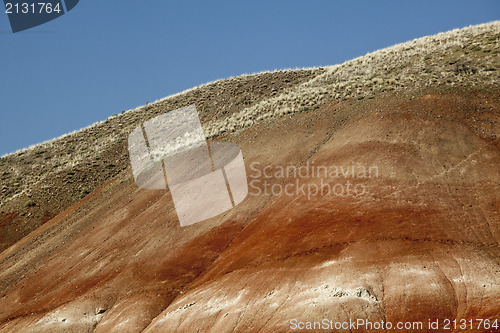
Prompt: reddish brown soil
<box><xmin>0</xmin><ymin>90</ymin><xmax>499</xmax><ymax>332</ymax></box>
<box><xmin>0</xmin><ymin>69</ymin><xmax>322</xmax><ymax>254</ymax></box>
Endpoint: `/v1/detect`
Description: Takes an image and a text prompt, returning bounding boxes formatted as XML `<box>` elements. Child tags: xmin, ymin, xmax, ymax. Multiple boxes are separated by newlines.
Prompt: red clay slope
<box><xmin>0</xmin><ymin>90</ymin><xmax>499</xmax><ymax>332</ymax></box>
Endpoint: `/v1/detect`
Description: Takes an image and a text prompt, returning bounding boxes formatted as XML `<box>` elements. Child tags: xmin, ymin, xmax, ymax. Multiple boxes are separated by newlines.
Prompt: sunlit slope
<box><xmin>1</xmin><ymin>22</ymin><xmax>498</xmax><ymax>252</ymax></box>
<box><xmin>0</xmin><ymin>22</ymin><xmax>498</xmax><ymax>332</ymax></box>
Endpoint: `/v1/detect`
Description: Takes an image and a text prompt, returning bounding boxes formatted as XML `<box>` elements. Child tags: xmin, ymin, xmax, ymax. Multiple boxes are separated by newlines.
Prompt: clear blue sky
<box><xmin>0</xmin><ymin>1</ymin><xmax>498</xmax><ymax>156</ymax></box>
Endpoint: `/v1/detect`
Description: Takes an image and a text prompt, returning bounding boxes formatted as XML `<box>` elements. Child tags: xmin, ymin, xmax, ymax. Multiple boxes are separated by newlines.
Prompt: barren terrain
<box><xmin>0</xmin><ymin>22</ymin><xmax>499</xmax><ymax>332</ymax></box>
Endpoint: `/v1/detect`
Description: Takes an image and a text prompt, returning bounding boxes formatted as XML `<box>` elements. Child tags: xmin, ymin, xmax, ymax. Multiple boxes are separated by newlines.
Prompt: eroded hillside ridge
<box><xmin>204</xmin><ymin>21</ymin><xmax>499</xmax><ymax>137</ymax></box>
<box><xmin>0</xmin><ymin>70</ymin><xmax>321</xmax><ymax>250</ymax></box>
<box><xmin>0</xmin><ymin>22</ymin><xmax>499</xmax><ymax>251</ymax></box>
<box><xmin>0</xmin><ymin>90</ymin><xmax>498</xmax><ymax>332</ymax></box>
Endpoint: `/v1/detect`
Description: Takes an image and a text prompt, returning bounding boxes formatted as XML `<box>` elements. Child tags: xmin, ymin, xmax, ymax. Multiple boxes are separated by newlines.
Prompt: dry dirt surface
<box><xmin>0</xmin><ymin>22</ymin><xmax>499</xmax><ymax>332</ymax></box>
<box><xmin>0</xmin><ymin>89</ymin><xmax>499</xmax><ymax>332</ymax></box>
<box><xmin>0</xmin><ymin>69</ymin><xmax>322</xmax><ymax>253</ymax></box>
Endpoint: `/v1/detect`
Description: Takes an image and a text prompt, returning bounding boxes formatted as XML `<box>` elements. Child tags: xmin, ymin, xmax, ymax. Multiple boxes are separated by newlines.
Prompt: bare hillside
<box><xmin>0</xmin><ymin>22</ymin><xmax>499</xmax><ymax>332</ymax></box>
